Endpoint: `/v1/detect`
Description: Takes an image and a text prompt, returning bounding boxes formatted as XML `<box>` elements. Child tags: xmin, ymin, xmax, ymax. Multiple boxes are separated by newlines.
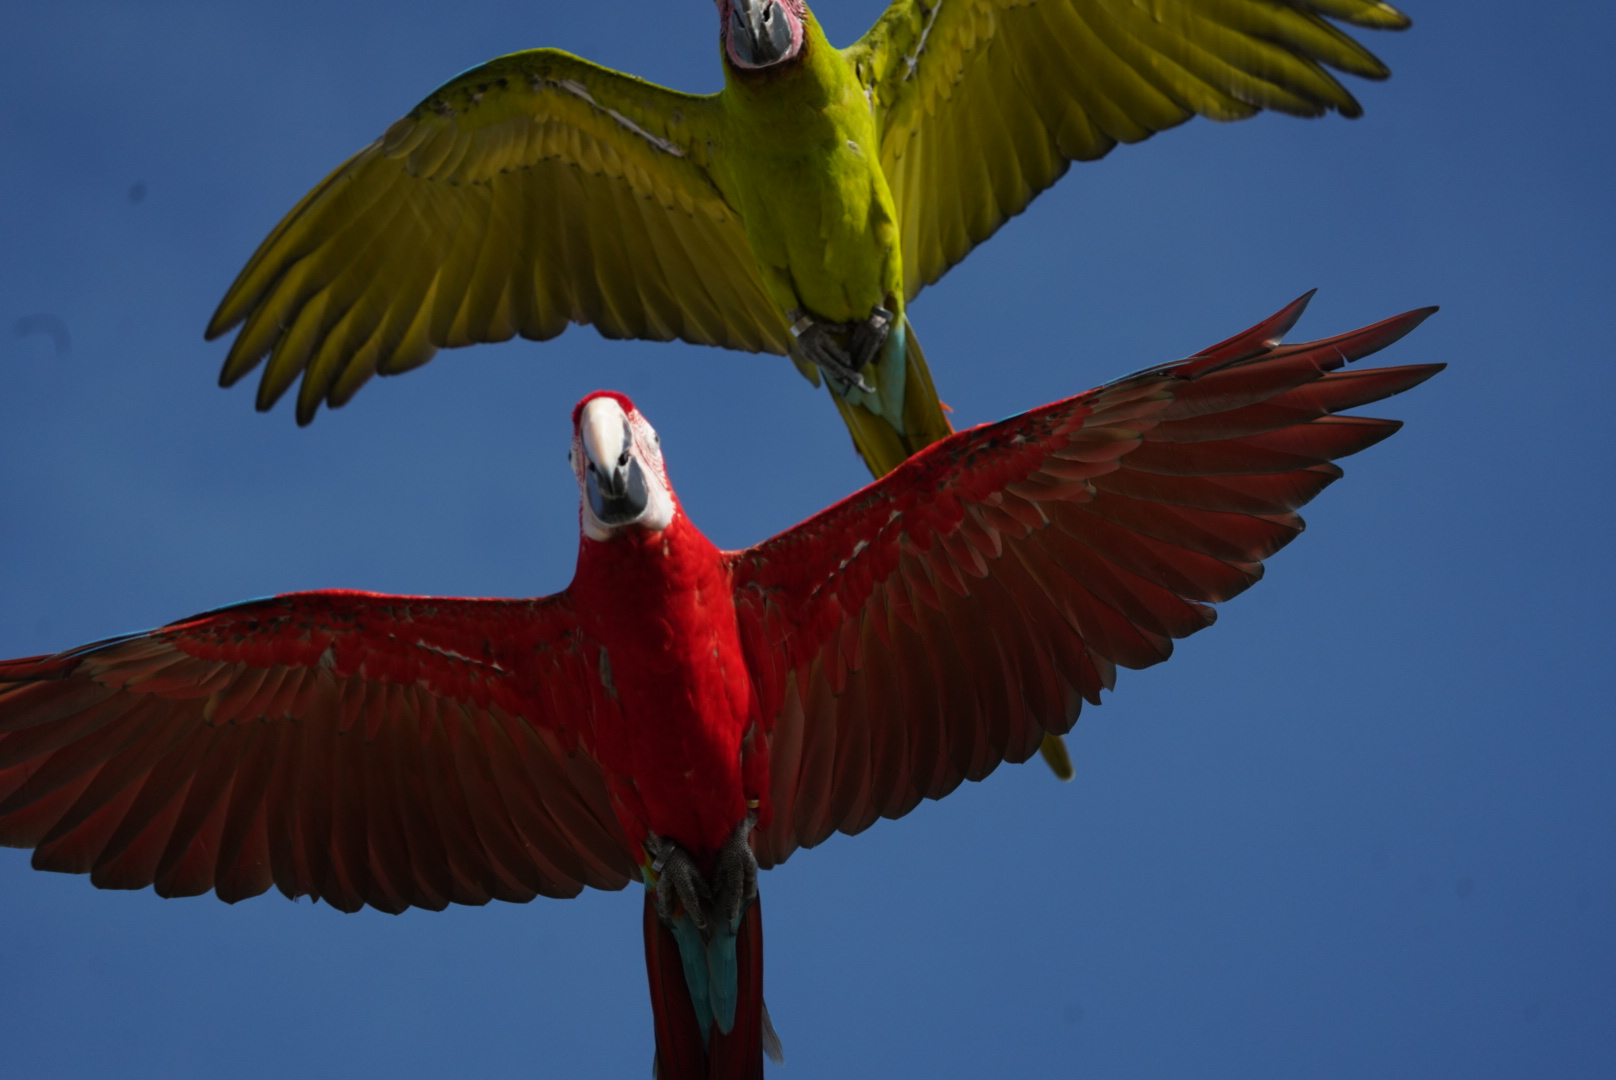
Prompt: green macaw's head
<box><xmin>718</xmin><ymin>0</ymin><xmax>805</xmax><ymax>69</ymax></box>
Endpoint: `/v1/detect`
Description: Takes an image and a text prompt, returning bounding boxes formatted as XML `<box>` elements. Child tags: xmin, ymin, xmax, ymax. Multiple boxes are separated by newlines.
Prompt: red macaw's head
<box><xmin>716</xmin><ymin>0</ymin><xmax>806</xmax><ymax>69</ymax></box>
<box><xmin>570</xmin><ymin>392</ymin><xmax>677</xmax><ymax>542</ymax></box>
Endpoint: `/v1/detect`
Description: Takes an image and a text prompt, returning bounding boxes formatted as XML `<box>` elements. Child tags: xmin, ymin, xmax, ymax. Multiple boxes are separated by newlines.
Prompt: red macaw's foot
<box><xmin>788</xmin><ymin>311</ymin><xmax>880</xmax><ymax>395</ymax></box>
<box><xmin>651</xmin><ymin>811</ymin><xmax>759</xmax><ymax>935</ymax></box>
<box><xmin>645</xmin><ymin>811</ymin><xmax>783</xmax><ymax>1072</ymax></box>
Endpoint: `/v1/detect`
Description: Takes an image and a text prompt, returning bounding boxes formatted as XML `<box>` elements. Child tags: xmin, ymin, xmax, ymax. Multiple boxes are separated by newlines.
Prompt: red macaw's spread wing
<box><xmin>732</xmin><ymin>296</ymin><xmax>1442</xmax><ymax>866</ymax></box>
<box><xmin>0</xmin><ymin>591</ymin><xmax>638</xmax><ymax>913</ymax></box>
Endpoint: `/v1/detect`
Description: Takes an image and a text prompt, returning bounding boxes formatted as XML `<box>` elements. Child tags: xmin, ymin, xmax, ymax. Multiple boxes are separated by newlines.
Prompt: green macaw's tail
<box><xmin>831</xmin><ymin>315</ymin><xmax>954</xmax><ymax>478</ymax></box>
<box><xmin>830</xmin><ymin>317</ymin><xmax>1078</xmax><ymax>783</ymax></box>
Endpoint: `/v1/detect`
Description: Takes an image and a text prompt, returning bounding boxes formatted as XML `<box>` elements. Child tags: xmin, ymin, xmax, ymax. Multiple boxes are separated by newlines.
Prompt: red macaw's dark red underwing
<box><xmin>1</xmin><ymin>294</ymin><xmax>1440</xmax><ymax>1080</ymax></box>
<box><xmin>207</xmin><ymin>0</ymin><xmax>1412</xmax><ymax>786</ymax></box>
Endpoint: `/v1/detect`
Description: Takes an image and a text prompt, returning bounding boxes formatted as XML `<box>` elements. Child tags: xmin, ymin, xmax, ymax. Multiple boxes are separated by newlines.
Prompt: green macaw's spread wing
<box><xmin>845</xmin><ymin>0</ymin><xmax>1411</xmax><ymax>301</ymax></box>
<box><xmin>209</xmin><ymin>51</ymin><xmax>792</xmax><ymax>424</ymax></box>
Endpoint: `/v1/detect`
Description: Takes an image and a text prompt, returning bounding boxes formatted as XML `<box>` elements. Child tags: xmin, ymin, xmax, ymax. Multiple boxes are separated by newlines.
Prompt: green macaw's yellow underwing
<box><xmin>206</xmin><ymin>0</ymin><xmax>1409</xmax><ymax>780</ymax></box>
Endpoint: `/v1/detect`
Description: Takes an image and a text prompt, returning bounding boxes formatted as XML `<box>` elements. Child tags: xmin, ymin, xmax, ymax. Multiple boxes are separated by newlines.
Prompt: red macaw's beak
<box><xmin>727</xmin><ymin>0</ymin><xmax>795</xmax><ymax>67</ymax></box>
<box><xmin>579</xmin><ymin>397</ymin><xmax>652</xmax><ymax>528</ymax></box>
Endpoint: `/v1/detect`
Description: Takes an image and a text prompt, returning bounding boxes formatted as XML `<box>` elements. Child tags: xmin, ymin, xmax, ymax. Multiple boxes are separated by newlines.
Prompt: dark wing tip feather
<box><xmin>1302</xmin><ymin>305</ymin><xmax>1439</xmax><ymax>371</ymax></box>
<box><xmin>206</xmin><ymin>285</ymin><xmax>263</xmax><ymax>344</ymax></box>
<box><xmin>1185</xmin><ymin>289</ymin><xmax>1319</xmax><ymax>371</ymax></box>
<box><xmin>255</xmin><ymin>378</ymin><xmax>289</xmax><ymax>413</ymax></box>
<box><xmin>1322</xmin><ymin>1</ymin><xmax>1414</xmax><ymax>32</ymax></box>
<box><xmin>217</xmin><ymin>337</ymin><xmax>269</xmax><ymax>389</ymax></box>
<box><xmin>743</xmin><ymin>292</ymin><xmax>1441</xmax><ymax>866</ymax></box>
<box><xmin>217</xmin><ymin>361</ymin><xmax>248</xmax><ymax>389</ymax></box>
<box><xmin>204</xmin><ymin>285</ymin><xmax>250</xmax><ymax>340</ymax></box>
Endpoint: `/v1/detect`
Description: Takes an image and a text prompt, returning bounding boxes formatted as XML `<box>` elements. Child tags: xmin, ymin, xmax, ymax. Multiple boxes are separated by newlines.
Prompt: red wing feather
<box><xmin>644</xmin><ymin>894</ymin><xmax>708</xmax><ymax>1080</ymax></box>
<box><xmin>1174</xmin><ymin>290</ymin><xmax>1317</xmax><ymax>372</ymax></box>
<box><xmin>736</xmin><ymin>300</ymin><xmax>1443</xmax><ymax>868</ymax></box>
<box><xmin>0</xmin><ymin>591</ymin><xmax>638</xmax><ymax>912</ymax></box>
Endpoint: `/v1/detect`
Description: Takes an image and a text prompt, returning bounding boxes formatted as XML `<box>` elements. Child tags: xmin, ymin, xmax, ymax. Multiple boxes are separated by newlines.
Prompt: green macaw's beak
<box><xmin>728</xmin><ymin>0</ymin><xmax>793</xmax><ymax>67</ymax></box>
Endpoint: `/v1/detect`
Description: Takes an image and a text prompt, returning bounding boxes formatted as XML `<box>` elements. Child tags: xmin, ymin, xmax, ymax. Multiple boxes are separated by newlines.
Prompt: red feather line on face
<box><xmin>572</xmin><ymin>389</ymin><xmax>637</xmax><ymax>428</ymax></box>
<box><xmin>0</xmin><ymin>297</ymin><xmax>1438</xmax><ymax>914</ymax></box>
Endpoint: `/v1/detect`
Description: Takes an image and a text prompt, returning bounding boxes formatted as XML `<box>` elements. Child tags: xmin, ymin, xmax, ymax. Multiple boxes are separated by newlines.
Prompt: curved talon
<box><xmin>648</xmin><ymin>811</ymin><xmax>758</xmax><ymax>934</ymax></box>
<box><xmin>849</xmin><ymin>305</ymin><xmax>892</xmax><ymax>373</ymax></box>
<box><xmin>790</xmin><ymin>312</ymin><xmax>875</xmax><ymax>394</ymax></box>
<box><xmin>712</xmin><ymin>811</ymin><xmax>759</xmax><ymax>928</ymax></box>
<box><xmin>651</xmin><ymin>833</ymin><xmax>713</xmax><ymax>932</ymax></box>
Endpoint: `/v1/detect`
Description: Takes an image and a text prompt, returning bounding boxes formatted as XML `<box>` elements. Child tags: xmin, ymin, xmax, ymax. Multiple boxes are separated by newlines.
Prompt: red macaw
<box><xmin>0</xmin><ymin>296</ymin><xmax>1439</xmax><ymax>1078</ymax></box>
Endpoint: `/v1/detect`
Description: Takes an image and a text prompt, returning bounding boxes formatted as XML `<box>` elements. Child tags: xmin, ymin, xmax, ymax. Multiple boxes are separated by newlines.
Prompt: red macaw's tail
<box><xmin>644</xmin><ymin>892</ymin><xmax>777</xmax><ymax>1079</ymax></box>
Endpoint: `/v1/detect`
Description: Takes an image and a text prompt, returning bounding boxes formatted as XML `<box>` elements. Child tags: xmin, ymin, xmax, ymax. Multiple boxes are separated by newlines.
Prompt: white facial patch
<box><xmin>575</xmin><ymin>397</ymin><xmax>675</xmax><ymax>541</ymax></box>
<box><xmin>580</xmin><ymin>397</ymin><xmax>632</xmax><ymax>479</ymax></box>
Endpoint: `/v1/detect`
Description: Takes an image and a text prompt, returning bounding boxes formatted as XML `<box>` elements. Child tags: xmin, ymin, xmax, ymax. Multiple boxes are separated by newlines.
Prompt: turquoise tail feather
<box><xmin>874</xmin><ymin>316</ymin><xmax>908</xmax><ymax>433</ymax></box>
<box><xmin>705</xmin><ymin>909</ymin><xmax>743</xmax><ymax>1035</ymax></box>
<box><xmin>644</xmin><ymin>890</ymin><xmax>774</xmax><ymax>1078</ymax></box>
<box><xmin>653</xmin><ymin>885</ymin><xmax>745</xmax><ymax>1042</ymax></box>
<box><xmin>669</xmin><ymin>913</ymin><xmax>717</xmax><ymax>1040</ymax></box>
<box><xmin>836</xmin><ymin>315</ymin><xmax>909</xmax><ymax>432</ymax></box>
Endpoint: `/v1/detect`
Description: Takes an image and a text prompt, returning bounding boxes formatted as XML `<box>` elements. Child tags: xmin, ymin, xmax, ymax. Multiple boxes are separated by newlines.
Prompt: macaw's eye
<box><xmin>619</xmin><ymin>449</ymin><xmax>631</xmax><ymax>467</ymax></box>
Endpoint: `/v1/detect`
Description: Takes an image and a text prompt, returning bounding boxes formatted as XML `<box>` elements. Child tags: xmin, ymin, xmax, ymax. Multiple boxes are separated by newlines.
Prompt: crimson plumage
<box><xmin>0</xmin><ymin>295</ymin><xmax>1440</xmax><ymax>1077</ymax></box>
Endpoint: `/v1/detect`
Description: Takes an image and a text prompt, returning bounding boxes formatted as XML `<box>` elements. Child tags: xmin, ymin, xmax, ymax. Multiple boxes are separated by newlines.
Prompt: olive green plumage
<box><xmin>210</xmin><ymin>0</ymin><xmax>1409</xmax><ymax>466</ymax></box>
<box><xmin>208</xmin><ymin>0</ymin><xmax>1410</xmax><ymax>778</ymax></box>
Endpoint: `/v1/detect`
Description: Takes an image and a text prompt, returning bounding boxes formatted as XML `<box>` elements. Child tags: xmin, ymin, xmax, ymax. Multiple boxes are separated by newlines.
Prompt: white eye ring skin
<box><xmin>572</xmin><ymin>399</ymin><xmax>676</xmax><ymax>541</ymax></box>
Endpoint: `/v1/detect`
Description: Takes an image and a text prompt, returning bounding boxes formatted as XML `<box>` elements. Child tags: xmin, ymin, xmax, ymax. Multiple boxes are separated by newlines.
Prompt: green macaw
<box><xmin>208</xmin><ymin>0</ymin><xmax>1410</xmax><ymax>780</ymax></box>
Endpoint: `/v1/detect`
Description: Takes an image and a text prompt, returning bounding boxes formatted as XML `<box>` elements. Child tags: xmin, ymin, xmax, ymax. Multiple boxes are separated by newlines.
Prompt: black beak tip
<box><xmin>730</xmin><ymin>1</ymin><xmax>790</xmax><ymax>67</ymax></box>
<box><xmin>587</xmin><ymin>458</ymin><xmax>650</xmax><ymax>527</ymax></box>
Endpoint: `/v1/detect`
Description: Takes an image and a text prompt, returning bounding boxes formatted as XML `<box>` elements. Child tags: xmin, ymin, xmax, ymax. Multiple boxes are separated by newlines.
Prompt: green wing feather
<box><xmin>844</xmin><ymin>0</ymin><xmax>1412</xmax><ymax>302</ymax></box>
<box><xmin>209</xmin><ymin>50</ymin><xmax>792</xmax><ymax>424</ymax></box>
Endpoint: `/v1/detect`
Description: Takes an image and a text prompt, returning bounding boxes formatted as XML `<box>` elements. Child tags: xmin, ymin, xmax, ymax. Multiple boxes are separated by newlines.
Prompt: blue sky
<box><xmin>1</xmin><ymin>2</ymin><xmax>1612</xmax><ymax>1077</ymax></box>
